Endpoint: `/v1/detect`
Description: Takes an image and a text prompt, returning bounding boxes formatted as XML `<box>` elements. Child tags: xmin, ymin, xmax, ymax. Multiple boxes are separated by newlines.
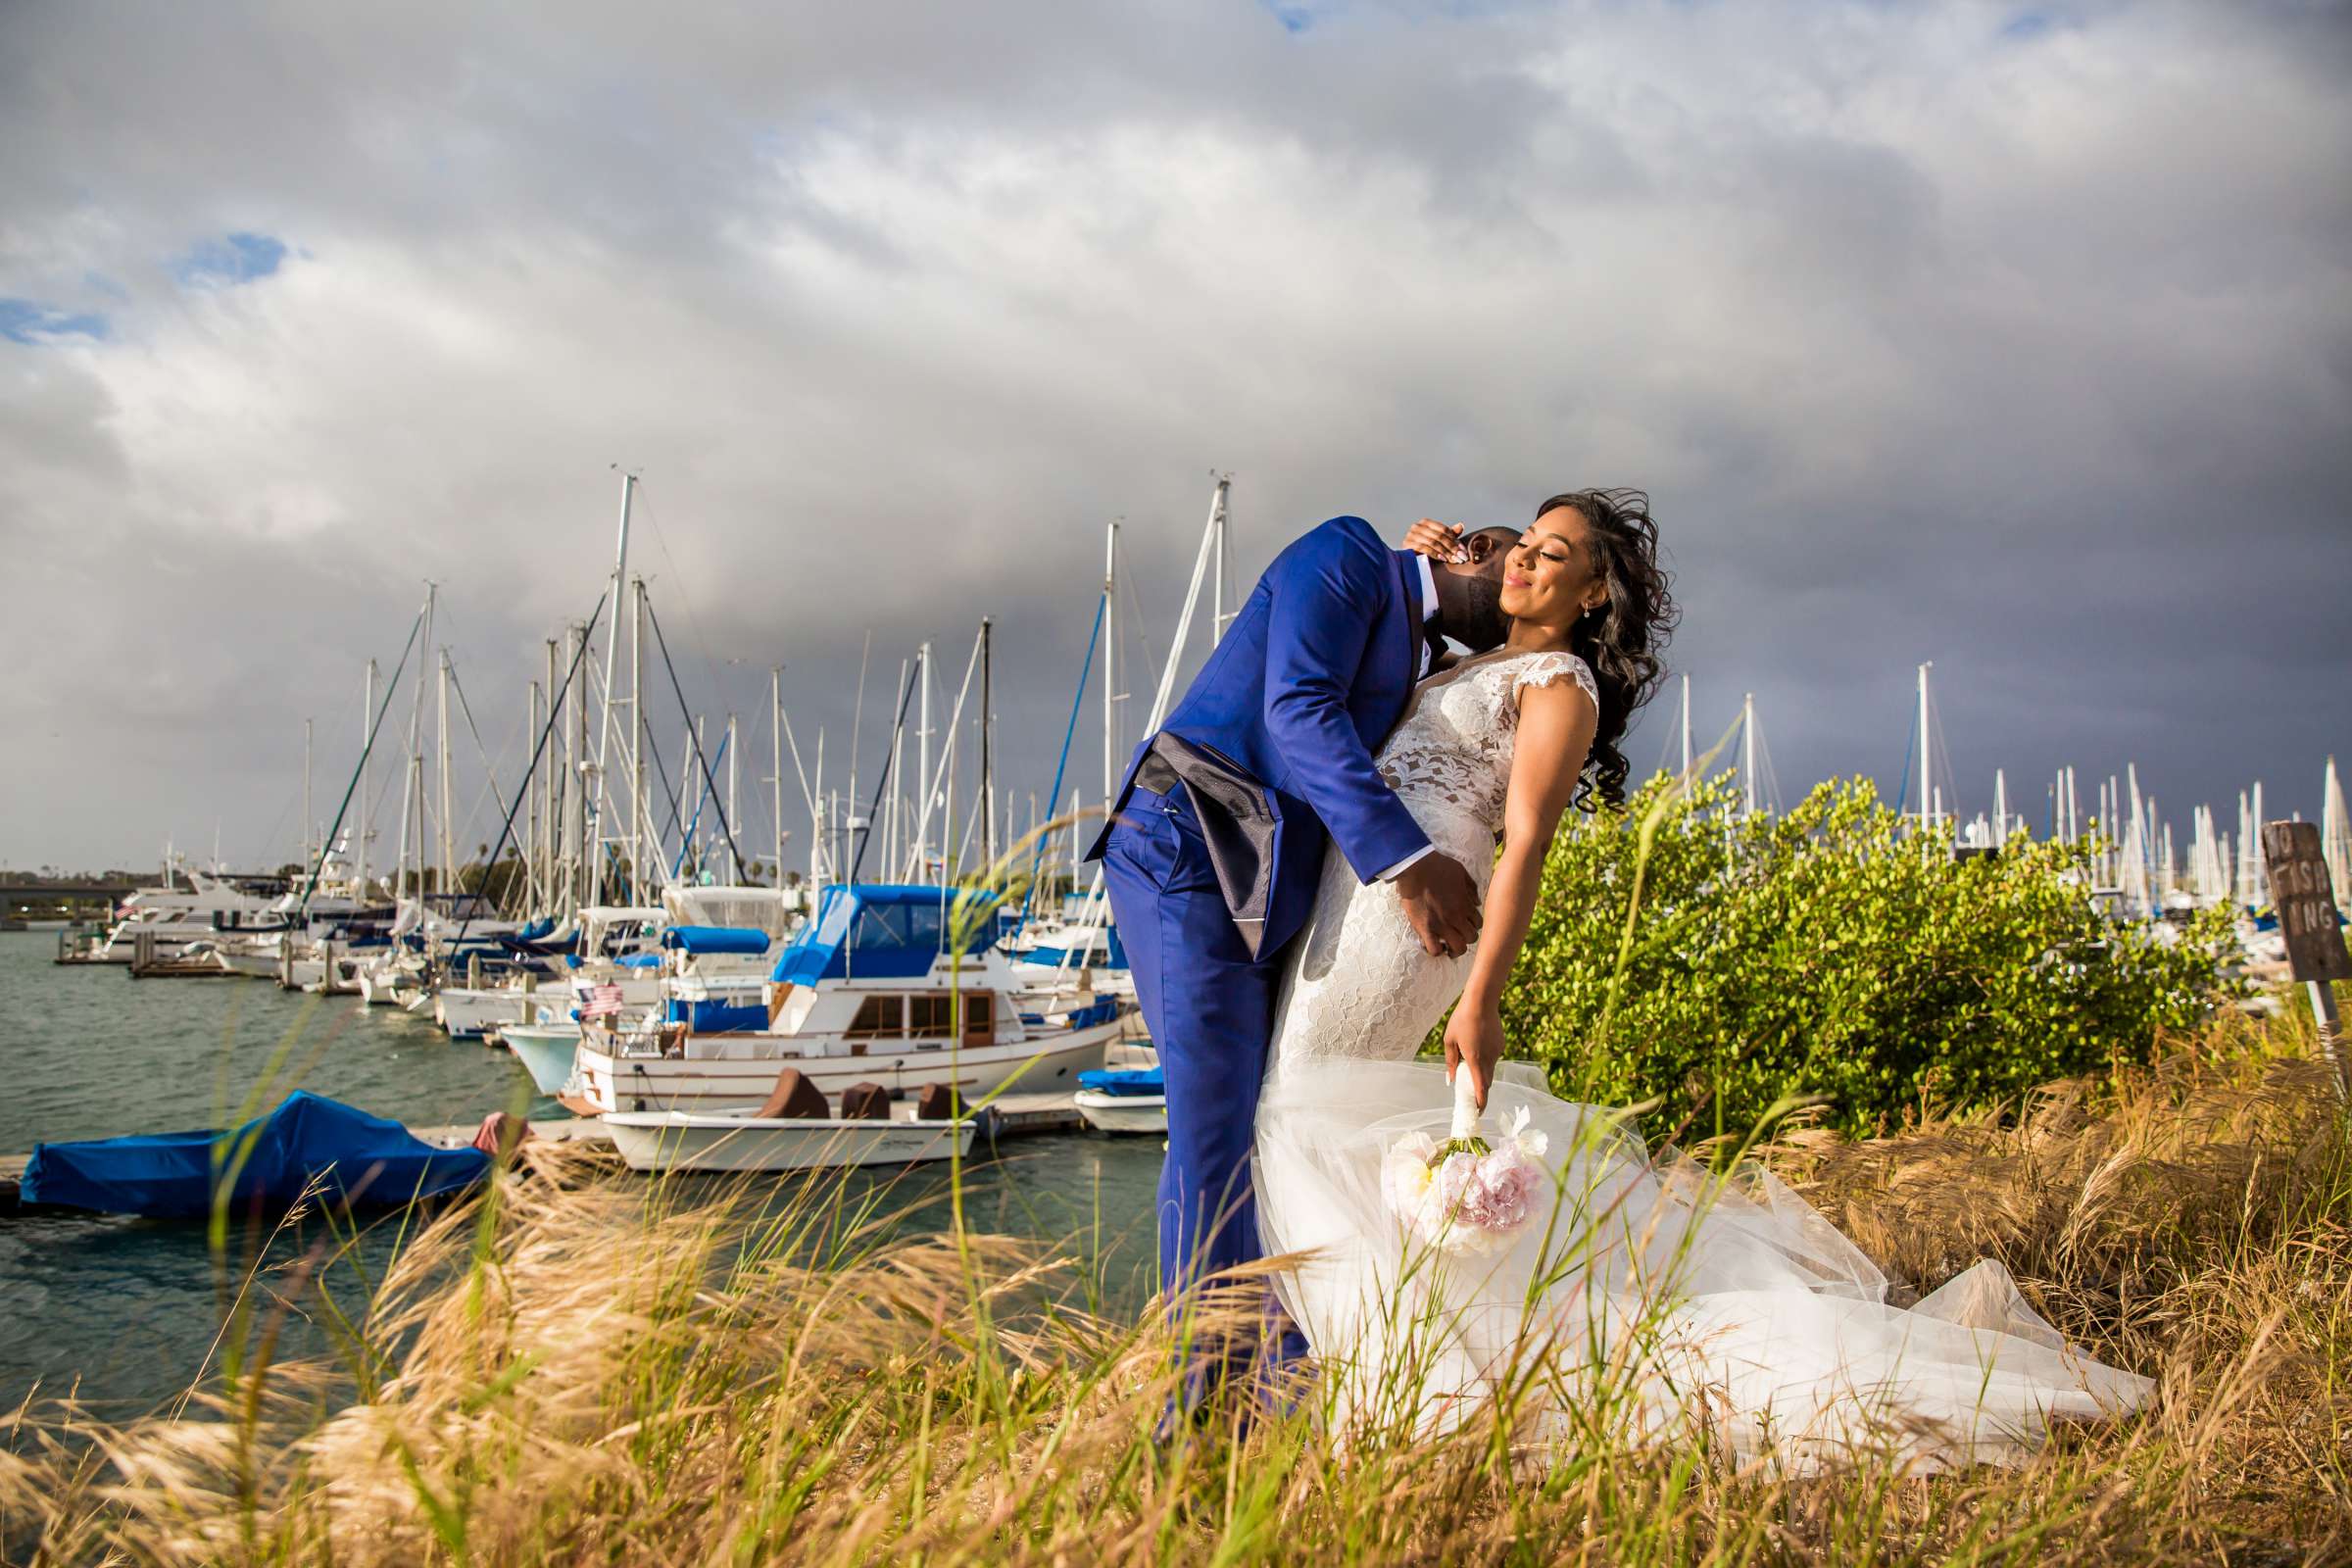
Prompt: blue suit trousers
<box><xmin>1100</xmin><ymin>785</ymin><xmax>1288</xmax><ymax>1298</ymax></box>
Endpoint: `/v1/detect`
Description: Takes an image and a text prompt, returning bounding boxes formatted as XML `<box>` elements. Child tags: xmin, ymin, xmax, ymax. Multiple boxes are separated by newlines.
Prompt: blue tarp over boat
<box><xmin>1077</xmin><ymin>1067</ymin><xmax>1164</xmax><ymax>1097</ymax></box>
<box><xmin>662</xmin><ymin>924</ymin><xmax>772</xmax><ymax>956</ymax></box>
<box><xmin>770</xmin><ymin>884</ymin><xmax>1002</xmax><ymax>987</ymax></box>
<box><xmin>21</xmin><ymin>1092</ymin><xmax>491</xmax><ymax>1218</ymax></box>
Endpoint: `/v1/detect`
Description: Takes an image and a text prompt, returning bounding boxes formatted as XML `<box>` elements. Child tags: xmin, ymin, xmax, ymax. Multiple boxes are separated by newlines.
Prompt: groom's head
<box><xmin>1432</xmin><ymin>526</ymin><xmax>1519</xmax><ymax>652</ymax></box>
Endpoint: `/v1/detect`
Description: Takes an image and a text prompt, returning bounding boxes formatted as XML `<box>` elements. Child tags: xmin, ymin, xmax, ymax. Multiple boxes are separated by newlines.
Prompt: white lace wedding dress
<box><xmin>1252</xmin><ymin>648</ymin><xmax>2152</xmax><ymax>1472</ymax></box>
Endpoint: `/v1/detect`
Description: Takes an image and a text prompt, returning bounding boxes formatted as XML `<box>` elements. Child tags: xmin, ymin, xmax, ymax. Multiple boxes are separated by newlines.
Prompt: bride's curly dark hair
<box><xmin>1537</xmin><ymin>488</ymin><xmax>1676</xmax><ymax>810</ymax></box>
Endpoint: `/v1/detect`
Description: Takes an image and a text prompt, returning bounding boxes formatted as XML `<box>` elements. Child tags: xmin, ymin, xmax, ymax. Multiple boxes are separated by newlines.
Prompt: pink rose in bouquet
<box><xmin>1384</xmin><ymin>1102</ymin><xmax>1550</xmax><ymax>1255</ymax></box>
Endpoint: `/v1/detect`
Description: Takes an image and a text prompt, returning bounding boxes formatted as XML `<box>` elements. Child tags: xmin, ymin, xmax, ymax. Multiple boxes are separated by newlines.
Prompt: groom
<box><xmin>1089</xmin><ymin>514</ymin><xmax>1518</xmax><ymax>1313</ymax></box>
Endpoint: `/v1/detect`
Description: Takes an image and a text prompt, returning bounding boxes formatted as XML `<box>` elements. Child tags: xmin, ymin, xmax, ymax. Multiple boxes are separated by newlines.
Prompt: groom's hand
<box><xmin>1395</xmin><ymin>853</ymin><xmax>1481</xmax><ymax>958</ymax></box>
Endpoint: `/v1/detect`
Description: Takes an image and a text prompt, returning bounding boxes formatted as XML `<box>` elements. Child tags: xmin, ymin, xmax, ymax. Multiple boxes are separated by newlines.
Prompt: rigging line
<box><xmin>1019</xmin><ymin>595</ymin><xmax>1103</xmax><ymax>931</ymax></box>
<box><xmin>449</xmin><ymin>588</ymin><xmax>612</xmax><ymax>955</ymax></box>
<box><xmin>1113</xmin><ymin>538</ymin><xmax>1167</xmax><ymax>701</ymax></box>
<box><xmin>443</xmin><ymin>660</ymin><xmax>512</xmax><ymax>844</ymax></box>
<box><xmin>633</xmin><ymin>483</ymin><xmax>737</xmax><ymax>721</ymax></box>
<box><xmin>1891</xmin><ymin>701</ymin><xmax>1917</xmax><ymax>818</ymax></box>
<box><xmin>642</xmin><ymin>588</ymin><xmax>748</xmax><ymax>876</ymax></box>
<box><xmin>670</xmin><ymin>730</ymin><xmax>732</xmax><ymax>881</ymax></box>
<box><xmin>643</xmin><ymin>709</ymin><xmax>688</xmax><ymax>857</ymax></box>
<box><xmin>1753</xmin><ymin>714</ymin><xmax>1784</xmax><ymax>817</ymax></box>
<box><xmin>1647</xmin><ymin>701</ymin><xmax>1678</xmax><ymax>782</ymax></box>
<box><xmin>848</xmin><ymin>661</ymin><xmax>923</xmax><ymax>883</ymax></box>
<box><xmin>1929</xmin><ymin>700</ymin><xmax>1958</xmax><ymax>820</ymax></box>
<box><xmin>297</xmin><ymin>606</ymin><xmax>427</xmax><ymax>914</ymax></box>
<box><xmin>909</xmin><ymin>628</ymin><xmax>986</xmax><ymax>857</ymax></box>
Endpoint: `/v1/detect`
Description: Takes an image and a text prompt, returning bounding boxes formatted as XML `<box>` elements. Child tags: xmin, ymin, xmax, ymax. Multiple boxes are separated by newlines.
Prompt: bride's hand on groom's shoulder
<box><xmin>1445</xmin><ymin>1002</ymin><xmax>1506</xmax><ymax>1111</ymax></box>
<box><xmin>1400</xmin><ymin>518</ymin><xmax>1470</xmax><ymax>564</ymax></box>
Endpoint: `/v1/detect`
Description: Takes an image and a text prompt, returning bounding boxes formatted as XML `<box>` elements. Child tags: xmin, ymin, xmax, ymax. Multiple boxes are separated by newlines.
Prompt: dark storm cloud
<box><xmin>1</xmin><ymin>0</ymin><xmax>2346</xmax><ymax>869</ymax></box>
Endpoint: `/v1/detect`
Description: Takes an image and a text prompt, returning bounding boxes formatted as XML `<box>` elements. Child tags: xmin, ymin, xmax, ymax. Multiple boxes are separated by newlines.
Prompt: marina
<box><xmin>0</xmin><ymin>928</ymin><xmax>1165</xmax><ymax>1416</ymax></box>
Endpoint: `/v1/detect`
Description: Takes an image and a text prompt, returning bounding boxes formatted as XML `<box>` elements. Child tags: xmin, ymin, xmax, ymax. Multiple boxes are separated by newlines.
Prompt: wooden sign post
<box><xmin>2262</xmin><ymin>821</ymin><xmax>2352</xmax><ymax>1099</ymax></box>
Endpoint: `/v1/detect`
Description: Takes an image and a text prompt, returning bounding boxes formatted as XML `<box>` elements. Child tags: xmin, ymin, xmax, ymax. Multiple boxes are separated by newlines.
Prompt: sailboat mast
<box><xmin>588</xmin><ymin>470</ymin><xmax>637</xmax><ymax>907</ymax></box>
<box><xmin>567</xmin><ymin>620</ymin><xmax>588</xmax><ymax>908</ymax></box>
<box><xmin>543</xmin><ymin>640</ymin><xmax>560</xmax><ymax>906</ymax></box>
<box><xmin>631</xmin><ymin>574</ymin><xmax>647</xmax><ymax>905</ymax></box>
<box><xmin>303</xmin><ymin>716</ymin><xmax>314</xmax><ymax>868</ymax></box>
<box><xmin>523</xmin><ymin>678</ymin><xmax>539</xmax><ymax>905</ymax></box>
<box><xmin>981</xmin><ymin>616</ymin><xmax>995</xmax><ymax>868</ymax></box>
<box><xmin>916</xmin><ymin>642</ymin><xmax>932</xmax><ymax>879</ymax></box>
<box><xmin>437</xmin><ymin>648</ymin><xmax>454</xmax><ymax>896</ymax></box>
<box><xmin>1679</xmin><ymin>674</ymin><xmax>1692</xmax><ymax>780</ymax></box>
<box><xmin>1103</xmin><ymin>519</ymin><xmax>1118</xmax><ymax>808</ymax></box>
<box><xmin>811</xmin><ymin>729</ymin><xmax>825</xmax><ymax>890</ymax></box>
<box><xmin>1916</xmin><ymin>662</ymin><xmax>1933</xmax><ymax>835</ymax></box>
<box><xmin>889</xmin><ymin>659</ymin><xmax>907</xmax><ymax>877</ymax></box>
<box><xmin>398</xmin><ymin>584</ymin><xmax>435</xmax><ymax>904</ymax></box>
<box><xmin>771</xmin><ymin>666</ymin><xmax>785</xmax><ymax>891</ymax></box>
<box><xmin>357</xmin><ymin>660</ymin><xmax>374</xmax><ymax>897</ymax></box>
<box><xmin>1211</xmin><ymin>479</ymin><xmax>1228</xmax><ymax>642</ymax></box>
<box><xmin>727</xmin><ymin>712</ymin><xmax>740</xmax><ymax>883</ymax></box>
<box><xmin>2325</xmin><ymin>757</ymin><xmax>2352</xmax><ymax>899</ymax></box>
<box><xmin>1740</xmin><ymin>693</ymin><xmax>1756</xmax><ymax>816</ymax></box>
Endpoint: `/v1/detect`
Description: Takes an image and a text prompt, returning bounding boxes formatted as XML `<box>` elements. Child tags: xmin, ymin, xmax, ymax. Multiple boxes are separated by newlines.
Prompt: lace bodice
<box><xmin>1269</xmin><ymin>648</ymin><xmax>1597</xmax><ymax>1070</ymax></box>
<box><xmin>1375</xmin><ymin>650</ymin><xmax>1598</xmax><ymax>833</ymax></box>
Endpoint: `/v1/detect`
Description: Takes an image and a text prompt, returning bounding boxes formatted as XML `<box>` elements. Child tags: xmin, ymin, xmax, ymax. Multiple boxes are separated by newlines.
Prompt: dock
<box><xmin>0</xmin><ymin>1091</ymin><xmax>1099</xmax><ymax>1216</ymax></box>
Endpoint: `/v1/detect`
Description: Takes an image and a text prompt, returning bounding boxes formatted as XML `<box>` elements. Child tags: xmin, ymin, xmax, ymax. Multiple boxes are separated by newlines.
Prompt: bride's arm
<box><xmin>1444</xmin><ymin>676</ymin><xmax>1596</xmax><ymax>1109</ymax></box>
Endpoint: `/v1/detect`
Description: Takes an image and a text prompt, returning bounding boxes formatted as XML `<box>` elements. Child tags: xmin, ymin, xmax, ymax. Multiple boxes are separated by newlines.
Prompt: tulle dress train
<box><xmin>1250</xmin><ymin>649</ymin><xmax>2151</xmax><ymax>1472</ymax></box>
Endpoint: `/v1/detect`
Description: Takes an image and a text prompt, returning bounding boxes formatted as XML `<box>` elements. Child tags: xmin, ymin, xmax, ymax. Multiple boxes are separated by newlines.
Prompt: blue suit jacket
<box><xmin>1089</xmin><ymin>515</ymin><xmax>1431</xmax><ymax>958</ymax></box>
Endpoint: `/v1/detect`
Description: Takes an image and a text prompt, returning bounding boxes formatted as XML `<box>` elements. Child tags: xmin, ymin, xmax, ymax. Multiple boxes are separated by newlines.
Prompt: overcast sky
<box><xmin>3</xmin><ymin>0</ymin><xmax>2347</xmax><ymax>874</ymax></box>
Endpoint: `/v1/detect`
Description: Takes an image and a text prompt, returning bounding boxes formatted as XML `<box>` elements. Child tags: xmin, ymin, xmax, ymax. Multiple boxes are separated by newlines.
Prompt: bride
<box><xmin>1251</xmin><ymin>490</ymin><xmax>2152</xmax><ymax>1472</ymax></box>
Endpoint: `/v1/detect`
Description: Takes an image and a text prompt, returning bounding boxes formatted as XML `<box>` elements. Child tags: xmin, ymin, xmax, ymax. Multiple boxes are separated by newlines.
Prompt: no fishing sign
<box><xmin>2263</xmin><ymin>821</ymin><xmax>2352</xmax><ymax>984</ymax></box>
<box><xmin>2263</xmin><ymin>820</ymin><xmax>2350</xmax><ymax>1100</ymax></box>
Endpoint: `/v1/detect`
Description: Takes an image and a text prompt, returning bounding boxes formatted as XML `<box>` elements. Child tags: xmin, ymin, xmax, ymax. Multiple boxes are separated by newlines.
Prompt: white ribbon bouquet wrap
<box><xmin>1380</xmin><ymin>1069</ymin><xmax>1551</xmax><ymax>1255</ymax></box>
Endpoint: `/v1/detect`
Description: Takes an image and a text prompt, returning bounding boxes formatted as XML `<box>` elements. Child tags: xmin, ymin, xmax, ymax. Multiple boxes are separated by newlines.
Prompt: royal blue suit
<box><xmin>1090</xmin><ymin>515</ymin><xmax>1431</xmax><ymax>1298</ymax></box>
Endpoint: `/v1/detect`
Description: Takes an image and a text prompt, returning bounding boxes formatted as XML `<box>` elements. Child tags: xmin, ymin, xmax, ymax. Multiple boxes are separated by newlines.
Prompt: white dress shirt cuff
<box><xmin>1377</xmin><ymin>844</ymin><xmax>1435</xmax><ymax>882</ymax></box>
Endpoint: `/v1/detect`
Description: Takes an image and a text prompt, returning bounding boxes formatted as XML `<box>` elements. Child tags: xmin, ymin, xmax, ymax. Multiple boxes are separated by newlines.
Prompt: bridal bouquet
<box><xmin>1382</xmin><ymin>1079</ymin><xmax>1549</xmax><ymax>1255</ymax></box>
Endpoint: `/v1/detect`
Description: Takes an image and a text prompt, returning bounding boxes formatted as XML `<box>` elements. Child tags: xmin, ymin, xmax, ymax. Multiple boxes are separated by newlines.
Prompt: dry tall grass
<box><xmin>5</xmin><ymin>1007</ymin><xmax>2349</xmax><ymax>1566</ymax></box>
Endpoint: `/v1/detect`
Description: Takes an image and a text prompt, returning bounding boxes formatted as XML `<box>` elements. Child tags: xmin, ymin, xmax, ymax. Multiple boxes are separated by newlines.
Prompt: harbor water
<box><xmin>0</xmin><ymin>931</ymin><xmax>1163</xmax><ymax>1415</ymax></box>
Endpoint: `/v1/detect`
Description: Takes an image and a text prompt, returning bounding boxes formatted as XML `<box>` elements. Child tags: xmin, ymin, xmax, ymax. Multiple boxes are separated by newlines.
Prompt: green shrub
<box><xmin>1490</xmin><ymin>774</ymin><xmax>2234</xmax><ymax>1139</ymax></box>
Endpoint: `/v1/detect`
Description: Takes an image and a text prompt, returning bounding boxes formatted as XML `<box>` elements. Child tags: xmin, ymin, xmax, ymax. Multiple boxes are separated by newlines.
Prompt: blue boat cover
<box><xmin>664</xmin><ymin>998</ymin><xmax>769</xmax><ymax>1032</ymax></box>
<box><xmin>662</xmin><ymin>924</ymin><xmax>772</xmax><ymax>956</ymax></box>
<box><xmin>21</xmin><ymin>1092</ymin><xmax>491</xmax><ymax>1219</ymax></box>
<box><xmin>770</xmin><ymin>884</ymin><xmax>1002</xmax><ymax>986</ymax></box>
<box><xmin>615</xmin><ymin>951</ymin><xmax>664</xmax><ymax>968</ymax></box>
<box><xmin>1021</xmin><ymin>926</ymin><xmax>1131</xmax><ymax>972</ymax></box>
<box><xmin>1078</xmin><ymin>1067</ymin><xmax>1165</xmax><ymax>1097</ymax></box>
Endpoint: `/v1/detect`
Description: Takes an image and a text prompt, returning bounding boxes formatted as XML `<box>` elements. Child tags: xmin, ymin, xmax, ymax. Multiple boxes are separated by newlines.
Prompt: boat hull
<box><xmin>435</xmin><ymin>986</ymin><xmax>555</xmax><ymax>1040</ymax></box>
<box><xmin>575</xmin><ymin>1019</ymin><xmax>1119</xmax><ymax>1114</ymax></box>
<box><xmin>504</xmin><ymin>1024</ymin><xmax>583</xmax><ymax>1096</ymax></box>
<box><xmin>602</xmin><ymin>1112</ymin><xmax>975</xmax><ymax>1172</ymax></box>
<box><xmin>1073</xmin><ymin>1088</ymin><xmax>1167</xmax><ymax>1134</ymax></box>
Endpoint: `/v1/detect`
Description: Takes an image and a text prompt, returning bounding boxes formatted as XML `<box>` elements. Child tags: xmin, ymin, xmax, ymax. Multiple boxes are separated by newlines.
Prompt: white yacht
<box><xmin>74</xmin><ymin>864</ymin><xmax>275</xmax><ymax>964</ymax></box>
<box><xmin>564</xmin><ymin>884</ymin><xmax>1122</xmax><ymax>1115</ymax></box>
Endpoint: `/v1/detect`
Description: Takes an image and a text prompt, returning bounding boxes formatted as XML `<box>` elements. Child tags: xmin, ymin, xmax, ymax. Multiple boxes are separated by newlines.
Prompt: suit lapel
<box><xmin>1386</xmin><ymin>548</ymin><xmax>1424</xmax><ymax>709</ymax></box>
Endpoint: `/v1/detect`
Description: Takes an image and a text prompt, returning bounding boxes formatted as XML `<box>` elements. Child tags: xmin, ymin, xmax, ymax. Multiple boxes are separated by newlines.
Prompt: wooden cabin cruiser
<box><xmin>569</xmin><ymin>884</ymin><xmax>1121</xmax><ymax>1114</ymax></box>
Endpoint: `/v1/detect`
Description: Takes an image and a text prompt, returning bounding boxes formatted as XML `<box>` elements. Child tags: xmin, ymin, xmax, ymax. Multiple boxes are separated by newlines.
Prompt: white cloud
<box><xmin>1</xmin><ymin>0</ymin><xmax>2346</xmax><ymax>866</ymax></box>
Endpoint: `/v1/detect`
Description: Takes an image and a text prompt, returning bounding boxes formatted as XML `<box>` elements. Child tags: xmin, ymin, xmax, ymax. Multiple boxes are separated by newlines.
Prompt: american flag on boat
<box><xmin>580</xmin><ymin>983</ymin><xmax>625</xmax><ymax>1019</ymax></box>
